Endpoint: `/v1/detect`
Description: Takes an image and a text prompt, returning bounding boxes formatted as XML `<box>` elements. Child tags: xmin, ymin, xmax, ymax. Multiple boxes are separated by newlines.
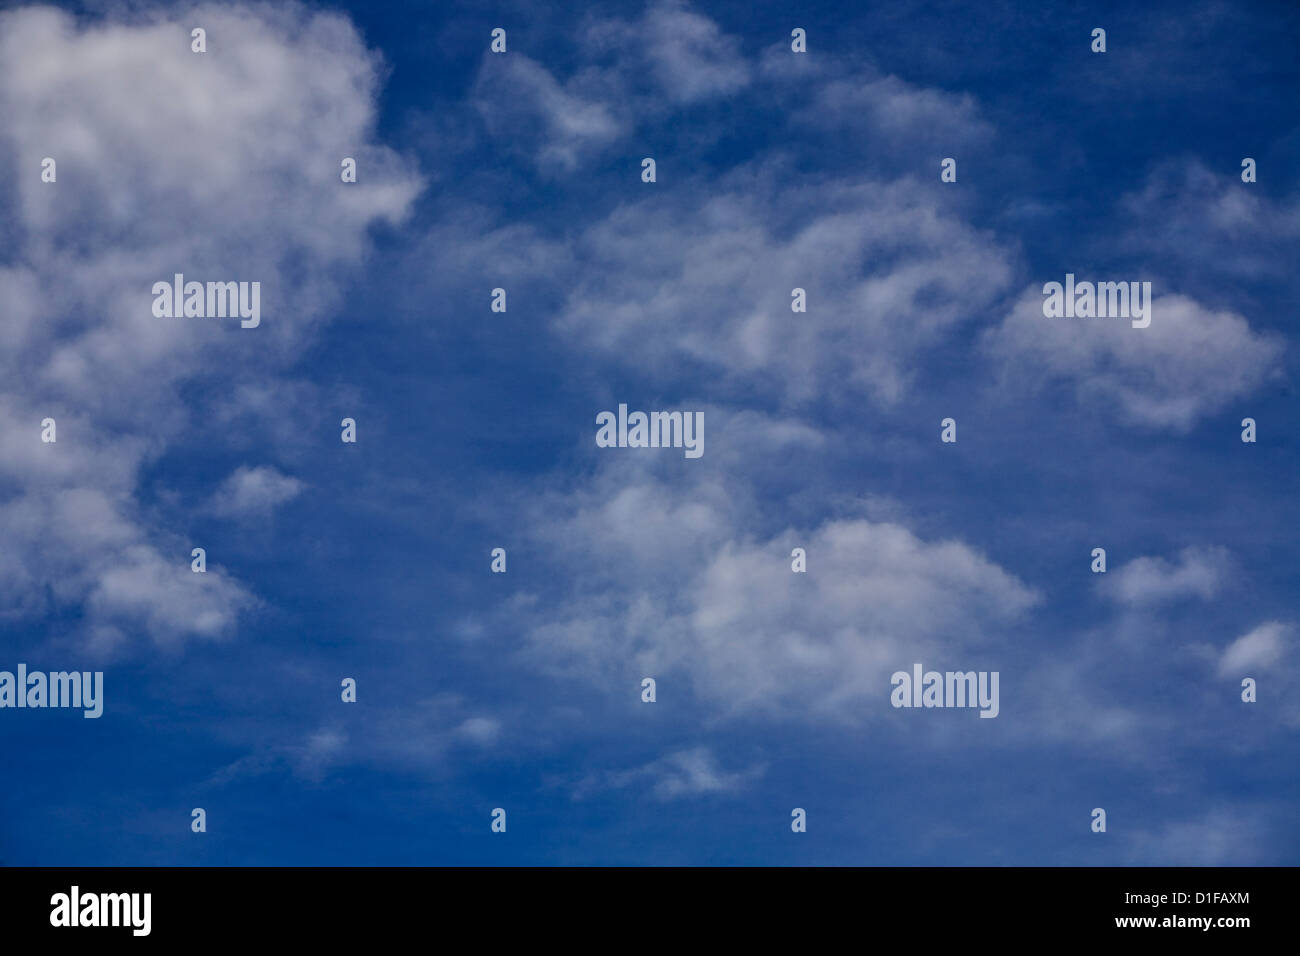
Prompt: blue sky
<box><xmin>0</xmin><ymin>0</ymin><xmax>1297</xmax><ymax>865</ymax></box>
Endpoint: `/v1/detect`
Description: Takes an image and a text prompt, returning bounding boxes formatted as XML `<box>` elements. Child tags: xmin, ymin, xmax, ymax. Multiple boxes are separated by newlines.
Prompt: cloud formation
<box><xmin>0</xmin><ymin>2</ymin><xmax>421</xmax><ymax>652</ymax></box>
<box><xmin>983</xmin><ymin>289</ymin><xmax>1282</xmax><ymax>430</ymax></box>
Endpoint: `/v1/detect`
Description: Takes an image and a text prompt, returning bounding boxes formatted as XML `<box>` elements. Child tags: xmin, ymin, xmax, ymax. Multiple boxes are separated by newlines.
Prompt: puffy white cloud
<box><xmin>680</xmin><ymin>517</ymin><xmax>1038</xmax><ymax>717</ymax></box>
<box><xmin>501</xmin><ymin>447</ymin><xmax>1038</xmax><ymax>721</ymax></box>
<box><xmin>983</xmin><ymin>287</ymin><xmax>1283</xmax><ymax>430</ymax></box>
<box><xmin>0</xmin><ymin>476</ymin><xmax>255</xmax><ymax>653</ymax></box>
<box><xmin>0</xmin><ymin>3</ymin><xmax>422</xmax><ymax>651</ymax></box>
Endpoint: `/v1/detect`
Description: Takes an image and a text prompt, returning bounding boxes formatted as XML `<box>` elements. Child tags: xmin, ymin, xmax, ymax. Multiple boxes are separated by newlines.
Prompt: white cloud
<box><xmin>210</xmin><ymin>465</ymin><xmax>304</xmax><ymax>518</ymax></box>
<box><xmin>799</xmin><ymin>73</ymin><xmax>993</xmax><ymax>153</ymax></box>
<box><xmin>462</xmin><ymin>4</ymin><xmax>1011</xmax><ymax>405</ymax></box>
<box><xmin>501</xmin><ymin>451</ymin><xmax>1038</xmax><ymax>722</ymax></box>
<box><xmin>1218</xmin><ymin>621</ymin><xmax>1289</xmax><ymax>677</ymax></box>
<box><xmin>1118</xmin><ymin>161</ymin><xmax>1300</xmax><ymax>279</ymax></box>
<box><xmin>681</xmin><ymin>517</ymin><xmax>1039</xmax><ymax>716</ymax></box>
<box><xmin>983</xmin><ymin>288</ymin><xmax>1283</xmax><ymax>430</ymax></box>
<box><xmin>473</xmin><ymin>54</ymin><xmax>625</xmax><ymax>173</ymax></box>
<box><xmin>471</xmin><ymin>1</ymin><xmax>998</xmax><ymax>182</ymax></box>
<box><xmin>580</xmin><ymin>0</ymin><xmax>750</xmax><ymax>104</ymax></box>
<box><xmin>455</xmin><ymin>716</ymin><xmax>502</xmax><ymax>746</ymax></box>
<box><xmin>0</xmin><ymin>3</ymin><xmax>422</xmax><ymax>652</ymax></box>
<box><xmin>575</xmin><ymin>746</ymin><xmax>764</xmax><ymax>801</ymax></box>
<box><xmin>553</xmin><ymin>172</ymin><xmax>1013</xmax><ymax>407</ymax></box>
<box><xmin>472</xmin><ymin>1</ymin><xmax>749</xmax><ymax>172</ymax></box>
<box><xmin>208</xmin><ymin>699</ymin><xmax>502</xmax><ymax>785</ymax></box>
<box><xmin>0</xmin><ymin>412</ymin><xmax>255</xmax><ymax>652</ymax></box>
<box><xmin>1101</xmin><ymin>546</ymin><xmax>1233</xmax><ymax>606</ymax></box>
<box><xmin>631</xmin><ymin>0</ymin><xmax>750</xmax><ymax>103</ymax></box>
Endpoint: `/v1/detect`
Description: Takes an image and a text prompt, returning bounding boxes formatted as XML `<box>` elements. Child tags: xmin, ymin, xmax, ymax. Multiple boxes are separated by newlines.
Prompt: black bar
<box><xmin>0</xmin><ymin>866</ymin><xmax>1283</xmax><ymax>943</ymax></box>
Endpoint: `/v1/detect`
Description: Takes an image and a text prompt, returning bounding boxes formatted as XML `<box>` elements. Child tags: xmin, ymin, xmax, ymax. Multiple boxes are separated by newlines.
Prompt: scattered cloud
<box><xmin>1218</xmin><ymin>621</ymin><xmax>1289</xmax><ymax>677</ymax></box>
<box><xmin>1101</xmin><ymin>546</ymin><xmax>1233</xmax><ymax>606</ymax></box>
<box><xmin>573</xmin><ymin>746</ymin><xmax>764</xmax><ymax>801</ymax></box>
<box><xmin>210</xmin><ymin>465</ymin><xmax>305</xmax><ymax>518</ymax></box>
<box><xmin>983</xmin><ymin>289</ymin><xmax>1283</xmax><ymax>430</ymax></box>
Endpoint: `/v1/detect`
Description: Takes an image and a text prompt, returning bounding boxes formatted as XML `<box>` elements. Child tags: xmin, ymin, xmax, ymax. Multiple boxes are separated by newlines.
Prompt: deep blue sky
<box><xmin>0</xmin><ymin>0</ymin><xmax>1297</xmax><ymax>865</ymax></box>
